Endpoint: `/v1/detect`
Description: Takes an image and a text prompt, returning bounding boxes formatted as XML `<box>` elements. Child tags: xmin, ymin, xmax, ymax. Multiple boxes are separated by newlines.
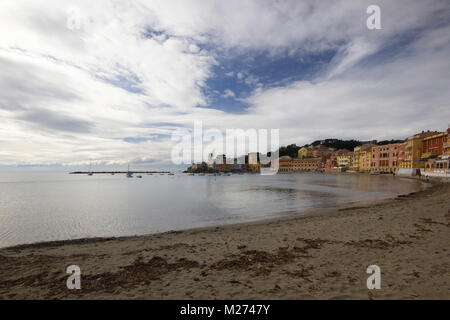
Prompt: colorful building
<box><xmin>371</xmin><ymin>143</ymin><xmax>400</xmax><ymax>173</ymax></box>
<box><xmin>297</xmin><ymin>147</ymin><xmax>312</xmax><ymax>159</ymax></box>
<box><xmin>421</xmin><ymin>131</ymin><xmax>447</xmax><ymax>159</ymax></box>
<box><xmin>278</xmin><ymin>156</ymin><xmax>292</xmax><ymax>172</ymax></box>
<box><xmin>357</xmin><ymin>143</ymin><xmax>376</xmax><ymax>173</ymax></box>
<box><xmin>445</xmin><ymin>128</ymin><xmax>450</xmax><ymax>156</ymax></box>
<box><xmin>350</xmin><ymin>146</ymin><xmax>361</xmax><ymax>171</ymax></box>
<box><xmin>398</xmin><ymin>131</ymin><xmax>439</xmax><ymax>168</ymax></box>
<box><xmin>336</xmin><ymin>152</ymin><xmax>352</xmax><ymax>169</ymax></box>
<box><xmin>359</xmin><ymin>150</ymin><xmax>372</xmax><ymax>172</ymax></box>
<box><xmin>425</xmin><ymin>128</ymin><xmax>450</xmax><ymax>174</ymax></box>
<box><xmin>247</xmin><ymin>163</ymin><xmax>261</xmax><ymax>173</ymax></box>
<box><xmin>290</xmin><ymin>158</ymin><xmax>321</xmax><ymax>171</ymax></box>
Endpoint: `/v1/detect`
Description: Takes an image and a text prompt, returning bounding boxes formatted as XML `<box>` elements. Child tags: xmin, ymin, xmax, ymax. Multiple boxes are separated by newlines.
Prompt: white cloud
<box><xmin>222</xmin><ymin>89</ymin><xmax>235</xmax><ymax>98</ymax></box>
<box><xmin>0</xmin><ymin>0</ymin><xmax>449</xmax><ymax>167</ymax></box>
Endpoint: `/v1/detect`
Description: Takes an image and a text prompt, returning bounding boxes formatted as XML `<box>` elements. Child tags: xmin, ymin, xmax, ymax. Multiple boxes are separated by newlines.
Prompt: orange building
<box><xmin>425</xmin><ymin>128</ymin><xmax>450</xmax><ymax>173</ymax></box>
<box><xmin>278</xmin><ymin>156</ymin><xmax>292</xmax><ymax>172</ymax></box>
<box><xmin>422</xmin><ymin>131</ymin><xmax>447</xmax><ymax>159</ymax></box>
<box><xmin>371</xmin><ymin>143</ymin><xmax>400</xmax><ymax>173</ymax></box>
<box><xmin>290</xmin><ymin>158</ymin><xmax>321</xmax><ymax>171</ymax></box>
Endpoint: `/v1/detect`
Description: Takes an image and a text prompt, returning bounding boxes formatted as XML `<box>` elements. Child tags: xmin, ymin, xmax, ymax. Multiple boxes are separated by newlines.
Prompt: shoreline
<box><xmin>0</xmin><ymin>180</ymin><xmax>448</xmax><ymax>299</ymax></box>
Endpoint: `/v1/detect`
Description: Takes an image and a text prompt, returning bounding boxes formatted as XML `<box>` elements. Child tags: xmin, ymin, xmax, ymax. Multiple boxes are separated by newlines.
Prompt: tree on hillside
<box><xmin>310</xmin><ymin>139</ymin><xmax>362</xmax><ymax>151</ymax></box>
<box><xmin>278</xmin><ymin>144</ymin><xmax>300</xmax><ymax>158</ymax></box>
<box><xmin>377</xmin><ymin>139</ymin><xmax>404</xmax><ymax>145</ymax></box>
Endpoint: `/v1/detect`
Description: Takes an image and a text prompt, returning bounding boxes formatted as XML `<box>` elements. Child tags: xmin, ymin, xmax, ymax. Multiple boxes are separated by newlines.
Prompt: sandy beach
<box><xmin>0</xmin><ymin>179</ymin><xmax>448</xmax><ymax>300</ymax></box>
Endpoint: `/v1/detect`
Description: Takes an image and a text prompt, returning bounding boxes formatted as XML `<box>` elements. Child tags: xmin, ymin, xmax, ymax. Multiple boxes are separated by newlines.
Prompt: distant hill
<box><xmin>277</xmin><ymin>139</ymin><xmax>363</xmax><ymax>157</ymax></box>
<box><xmin>276</xmin><ymin>137</ymin><xmax>406</xmax><ymax>158</ymax></box>
<box><xmin>376</xmin><ymin>139</ymin><xmax>404</xmax><ymax>145</ymax></box>
<box><xmin>310</xmin><ymin>139</ymin><xmax>362</xmax><ymax>151</ymax></box>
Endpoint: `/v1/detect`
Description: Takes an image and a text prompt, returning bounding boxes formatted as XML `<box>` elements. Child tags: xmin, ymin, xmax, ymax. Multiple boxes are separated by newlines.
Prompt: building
<box><xmin>425</xmin><ymin>128</ymin><xmax>450</xmax><ymax>174</ymax></box>
<box><xmin>371</xmin><ymin>143</ymin><xmax>400</xmax><ymax>173</ymax></box>
<box><xmin>350</xmin><ymin>146</ymin><xmax>361</xmax><ymax>171</ymax></box>
<box><xmin>445</xmin><ymin>128</ymin><xmax>450</xmax><ymax>156</ymax></box>
<box><xmin>336</xmin><ymin>152</ymin><xmax>352</xmax><ymax>169</ymax></box>
<box><xmin>298</xmin><ymin>145</ymin><xmax>334</xmax><ymax>159</ymax></box>
<box><xmin>248</xmin><ymin>152</ymin><xmax>259</xmax><ymax>165</ymax></box>
<box><xmin>215</xmin><ymin>154</ymin><xmax>226</xmax><ymax>164</ymax></box>
<box><xmin>189</xmin><ymin>162</ymin><xmax>207</xmax><ymax>172</ymax></box>
<box><xmin>278</xmin><ymin>156</ymin><xmax>292</xmax><ymax>172</ymax></box>
<box><xmin>421</xmin><ymin>131</ymin><xmax>447</xmax><ymax>159</ymax></box>
<box><xmin>297</xmin><ymin>147</ymin><xmax>312</xmax><ymax>159</ymax></box>
<box><xmin>359</xmin><ymin>149</ymin><xmax>372</xmax><ymax>172</ymax></box>
<box><xmin>207</xmin><ymin>153</ymin><xmax>214</xmax><ymax>168</ymax></box>
<box><xmin>311</xmin><ymin>145</ymin><xmax>335</xmax><ymax>158</ymax></box>
<box><xmin>218</xmin><ymin>163</ymin><xmax>232</xmax><ymax>172</ymax></box>
<box><xmin>290</xmin><ymin>158</ymin><xmax>321</xmax><ymax>171</ymax></box>
<box><xmin>398</xmin><ymin>131</ymin><xmax>439</xmax><ymax>169</ymax></box>
<box><xmin>354</xmin><ymin>143</ymin><xmax>377</xmax><ymax>173</ymax></box>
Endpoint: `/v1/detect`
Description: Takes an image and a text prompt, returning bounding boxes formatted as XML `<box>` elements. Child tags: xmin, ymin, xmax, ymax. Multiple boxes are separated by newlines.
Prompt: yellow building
<box><xmin>350</xmin><ymin>146</ymin><xmax>361</xmax><ymax>171</ymax></box>
<box><xmin>353</xmin><ymin>143</ymin><xmax>377</xmax><ymax>172</ymax></box>
<box><xmin>336</xmin><ymin>153</ymin><xmax>352</xmax><ymax>168</ymax></box>
<box><xmin>297</xmin><ymin>147</ymin><xmax>312</xmax><ymax>159</ymax></box>
<box><xmin>248</xmin><ymin>163</ymin><xmax>261</xmax><ymax>173</ymax></box>
<box><xmin>359</xmin><ymin>150</ymin><xmax>372</xmax><ymax>172</ymax></box>
<box><xmin>445</xmin><ymin>129</ymin><xmax>450</xmax><ymax>156</ymax></box>
<box><xmin>298</xmin><ymin>145</ymin><xmax>334</xmax><ymax>159</ymax></box>
<box><xmin>398</xmin><ymin>131</ymin><xmax>438</xmax><ymax>168</ymax></box>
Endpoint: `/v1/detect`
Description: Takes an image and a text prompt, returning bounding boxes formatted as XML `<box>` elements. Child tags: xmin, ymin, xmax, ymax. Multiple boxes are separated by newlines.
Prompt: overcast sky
<box><xmin>1</xmin><ymin>0</ymin><xmax>449</xmax><ymax>169</ymax></box>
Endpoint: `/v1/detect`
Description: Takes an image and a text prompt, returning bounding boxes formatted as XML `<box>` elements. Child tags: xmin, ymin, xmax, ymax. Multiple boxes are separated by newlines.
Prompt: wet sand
<box><xmin>0</xmin><ymin>181</ymin><xmax>448</xmax><ymax>299</ymax></box>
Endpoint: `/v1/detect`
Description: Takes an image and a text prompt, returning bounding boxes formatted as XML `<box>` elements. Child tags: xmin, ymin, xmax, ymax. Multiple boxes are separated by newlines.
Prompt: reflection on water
<box><xmin>0</xmin><ymin>172</ymin><xmax>424</xmax><ymax>247</ymax></box>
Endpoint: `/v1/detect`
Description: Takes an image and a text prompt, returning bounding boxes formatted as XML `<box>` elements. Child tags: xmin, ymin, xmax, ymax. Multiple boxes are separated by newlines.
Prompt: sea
<box><xmin>0</xmin><ymin>171</ymin><xmax>425</xmax><ymax>248</ymax></box>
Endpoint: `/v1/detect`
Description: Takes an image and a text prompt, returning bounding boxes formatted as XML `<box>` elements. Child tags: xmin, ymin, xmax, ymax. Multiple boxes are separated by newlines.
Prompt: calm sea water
<box><xmin>0</xmin><ymin>172</ymin><xmax>424</xmax><ymax>248</ymax></box>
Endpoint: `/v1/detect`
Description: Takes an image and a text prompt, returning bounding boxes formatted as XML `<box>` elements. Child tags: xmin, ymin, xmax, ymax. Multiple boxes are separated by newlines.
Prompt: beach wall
<box><xmin>420</xmin><ymin>169</ymin><xmax>450</xmax><ymax>178</ymax></box>
<box><xmin>397</xmin><ymin>168</ymin><xmax>415</xmax><ymax>176</ymax></box>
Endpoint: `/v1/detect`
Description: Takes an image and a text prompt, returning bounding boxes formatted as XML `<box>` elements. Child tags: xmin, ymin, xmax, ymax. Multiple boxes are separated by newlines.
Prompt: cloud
<box><xmin>0</xmin><ymin>0</ymin><xmax>449</xmax><ymax>167</ymax></box>
<box><xmin>222</xmin><ymin>89</ymin><xmax>235</xmax><ymax>98</ymax></box>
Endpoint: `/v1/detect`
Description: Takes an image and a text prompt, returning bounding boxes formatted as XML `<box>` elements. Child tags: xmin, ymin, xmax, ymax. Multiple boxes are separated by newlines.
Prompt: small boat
<box><xmin>188</xmin><ymin>173</ymin><xmax>194</xmax><ymax>176</ymax></box>
<box><xmin>168</xmin><ymin>173</ymin><xmax>174</xmax><ymax>176</ymax></box>
<box><xmin>126</xmin><ymin>164</ymin><xmax>133</xmax><ymax>178</ymax></box>
<box><xmin>136</xmin><ymin>175</ymin><xmax>143</xmax><ymax>178</ymax></box>
<box><xmin>88</xmin><ymin>161</ymin><xmax>93</xmax><ymax>175</ymax></box>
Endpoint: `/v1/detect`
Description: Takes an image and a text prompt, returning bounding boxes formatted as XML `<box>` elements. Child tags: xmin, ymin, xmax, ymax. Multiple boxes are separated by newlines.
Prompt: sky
<box><xmin>0</xmin><ymin>0</ymin><xmax>449</xmax><ymax>170</ymax></box>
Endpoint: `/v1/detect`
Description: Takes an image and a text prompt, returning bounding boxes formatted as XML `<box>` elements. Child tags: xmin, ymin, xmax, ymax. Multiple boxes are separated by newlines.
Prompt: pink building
<box><xmin>371</xmin><ymin>143</ymin><xmax>400</xmax><ymax>173</ymax></box>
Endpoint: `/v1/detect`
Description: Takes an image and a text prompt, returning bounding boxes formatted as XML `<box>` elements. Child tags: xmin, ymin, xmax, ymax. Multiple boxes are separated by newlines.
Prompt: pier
<box><xmin>69</xmin><ymin>171</ymin><xmax>171</xmax><ymax>175</ymax></box>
